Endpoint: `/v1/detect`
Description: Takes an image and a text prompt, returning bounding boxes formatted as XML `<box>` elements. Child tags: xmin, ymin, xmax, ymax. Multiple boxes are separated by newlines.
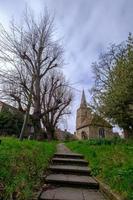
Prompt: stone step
<box><xmin>52</xmin><ymin>158</ymin><xmax>88</xmax><ymax>166</ymax></box>
<box><xmin>49</xmin><ymin>165</ymin><xmax>91</xmax><ymax>175</ymax></box>
<box><xmin>54</xmin><ymin>153</ymin><xmax>84</xmax><ymax>159</ymax></box>
<box><xmin>39</xmin><ymin>187</ymin><xmax>106</xmax><ymax>200</ymax></box>
<box><xmin>45</xmin><ymin>174</ymin><xmax>99</xmax><ymax>189</ymax></box>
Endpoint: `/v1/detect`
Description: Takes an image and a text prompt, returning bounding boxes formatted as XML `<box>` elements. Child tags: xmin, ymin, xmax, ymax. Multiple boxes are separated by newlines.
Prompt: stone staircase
<box><xmin>38</xmin><ymin>144</ymin><xmax>106</xmax><ymax>200</ymax></box>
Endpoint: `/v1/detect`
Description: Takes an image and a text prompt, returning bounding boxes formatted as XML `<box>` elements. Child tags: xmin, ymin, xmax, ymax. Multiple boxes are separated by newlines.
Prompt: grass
<box><xmin>66</xmin><ymin>138</ymin><xmax>133</xmax><ymax>200</ymax></box>
<box><xmin>0</xmin><ymin>137</ymin><xmax>56</xmax><ymax>200</ymax></box>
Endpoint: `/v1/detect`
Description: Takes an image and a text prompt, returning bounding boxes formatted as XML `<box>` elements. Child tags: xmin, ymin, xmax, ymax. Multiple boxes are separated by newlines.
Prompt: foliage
<box><xmin>0</xmin><ymin>137</ymin><xmax>56</xmax><ymax>199</ymax></box>
<box><xmin>66</xmin><ymin>139</ymin><xmax>133</xmax><ymax>200</ymax></box>
<box><xmin>0</xmin><ymin>110</ymin><xmax>23</xmax><ymax>135</ymax></box>
<box><xmin>91</xmin><ymin>33</ymin><xmax>133</xmax><ymax>135</ymax></box>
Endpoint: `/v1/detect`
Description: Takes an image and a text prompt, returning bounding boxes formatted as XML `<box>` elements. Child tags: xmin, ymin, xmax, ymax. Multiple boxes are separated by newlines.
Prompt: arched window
<box><xmin>81</xmin><ymin>131</ymin><xmax>88</xmax><ymax>140</ymax></box>
<box><xmin>99</xmin><ymin>128</ymin><xmax>105</xmax><ymax>138</ymax></box>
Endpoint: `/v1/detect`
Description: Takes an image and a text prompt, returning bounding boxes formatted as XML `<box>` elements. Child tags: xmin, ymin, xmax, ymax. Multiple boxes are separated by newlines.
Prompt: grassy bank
<box><xmin>0</xmin><ymin>137</ymin><xmax>56</xmax><ymax>200</ymax></box>
<box><xmin>66</xmin><ymin>139</ymin><xmax>133</xmax><ymax>200</ymax></box>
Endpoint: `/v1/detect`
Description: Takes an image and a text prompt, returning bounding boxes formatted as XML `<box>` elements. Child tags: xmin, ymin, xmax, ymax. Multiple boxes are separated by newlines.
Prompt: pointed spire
<box><xmin>80</xmin><ymin>90</ymin><xmax>87</xmax><ymax>107</ymax></box>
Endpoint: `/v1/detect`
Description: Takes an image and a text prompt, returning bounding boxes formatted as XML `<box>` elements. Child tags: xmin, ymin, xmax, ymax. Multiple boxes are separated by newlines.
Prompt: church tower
<box><xmin>76</xmin><ymin>90</ymin><xmax>92</xmax><ymax>131</ymax></box>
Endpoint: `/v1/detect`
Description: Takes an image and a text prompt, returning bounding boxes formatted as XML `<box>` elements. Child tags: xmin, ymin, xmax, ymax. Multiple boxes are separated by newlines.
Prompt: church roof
<box><xmin>76</xmin><ymin>113</ymin><xmax>112</xmax><ymax>130</ymax></box>
<box><xmin>91</xmin><ymin>114</ymin><xmax>112</xmax><ymax>128</ymax></box>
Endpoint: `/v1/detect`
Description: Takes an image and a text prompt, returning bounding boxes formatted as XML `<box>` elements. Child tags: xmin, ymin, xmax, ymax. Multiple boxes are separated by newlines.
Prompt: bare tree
<box><xmin>0</xmin><ymin>8</ymin><xmax>63</xmax><ymax>137</ymax></box>
<box><xmin>41</xmin><ymin>70</ymin><xmax>74</xmax><ymax>140</ymax></box>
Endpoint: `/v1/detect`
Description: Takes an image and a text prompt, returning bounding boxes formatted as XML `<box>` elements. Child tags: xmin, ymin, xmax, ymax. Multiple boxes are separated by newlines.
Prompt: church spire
<box><xmin>80</xmin><ymin>90</ymin><xmax>87</xmax><ymax>107</ymax></box>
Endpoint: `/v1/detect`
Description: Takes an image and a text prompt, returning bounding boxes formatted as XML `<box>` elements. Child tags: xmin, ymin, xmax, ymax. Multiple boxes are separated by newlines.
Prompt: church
<box><xmin>76</xmin><ymin>90</ymin><xmax>113</xmax><ymax>140</ymax></box>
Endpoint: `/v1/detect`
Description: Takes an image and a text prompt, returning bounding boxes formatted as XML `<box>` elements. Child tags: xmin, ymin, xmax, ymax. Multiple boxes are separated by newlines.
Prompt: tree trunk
<box><xmin>19</xmin><ymin>111</ymin><xmax>29</xmax><ymax>141</ymax></box>
<box><xmin>32</xmin><ymin>116</ymin><xmax>41</xmax><ymax>139</ymax></box>
<box><xmin>45</xmin><ymin>126</ymin><xmax>55</xmax><ymax>140</ymax></box>
<box><xmin>33</xmin><ymin>76</ymin><xmax>42</xmax><ymax>135</ymax></box>
<box><xmin>19</xmin><ymin>78</ymin><xmax>34</xmax><ymax>141</ymax></box>
<box><xmin>19</xmin><ymin>99</ymin><xmax>31</xmax><ymax>141</ymax></box>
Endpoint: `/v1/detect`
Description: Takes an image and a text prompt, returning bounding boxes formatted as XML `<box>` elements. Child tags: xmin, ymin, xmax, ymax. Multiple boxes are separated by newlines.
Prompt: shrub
<box><xmin>0</xmin><ymin>111</ymin><xmax>23</xmax><ymax>136</ymax></box>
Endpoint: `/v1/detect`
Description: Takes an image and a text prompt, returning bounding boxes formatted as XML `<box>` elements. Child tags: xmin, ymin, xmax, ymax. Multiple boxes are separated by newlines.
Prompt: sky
<box><xmin>0</xmin><ymin>0</ymin><xmax>133</xmax><ymax>132</ymax></box>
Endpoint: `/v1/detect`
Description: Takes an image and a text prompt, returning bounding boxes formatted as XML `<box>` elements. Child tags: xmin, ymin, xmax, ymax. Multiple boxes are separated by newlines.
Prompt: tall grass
<box><xmin>66</xmin><ymin>139</ymin><xmax>133</xmax><ymax>200</ymax></box>
<box><xmin>0</xmin><ymin>137</ymin><xmax>56</xmax><ymax>200</ymax></box>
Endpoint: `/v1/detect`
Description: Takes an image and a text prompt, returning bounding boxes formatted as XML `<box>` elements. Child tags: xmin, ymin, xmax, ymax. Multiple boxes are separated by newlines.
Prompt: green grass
<box><xmin>66</xmin><ymin>138</ymin><xmax>133</xmax><ymax>200</ymax></box>
<box><xmin>0</xmin><ymin>137</ymin><xmax>56</xmax><ymax>200</ymax></box>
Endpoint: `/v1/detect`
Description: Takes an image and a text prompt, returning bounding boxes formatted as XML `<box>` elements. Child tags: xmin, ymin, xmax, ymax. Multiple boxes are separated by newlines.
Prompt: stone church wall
<box><xmin>89</xmin><ymin>126</ymin><xmax>113</xmax><ymax>139</ymax></box>
<box><xmin>76</xmin><ymin>125</ymin><xmax>113</xmax><ymax>140</ymax></box>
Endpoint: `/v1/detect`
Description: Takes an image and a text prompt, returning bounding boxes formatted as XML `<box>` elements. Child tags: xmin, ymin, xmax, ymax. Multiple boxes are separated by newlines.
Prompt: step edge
<box><xmin>45</xmin><ymin>179</ymin><xmax>99</xmax><ymax>186</ymax></box>
<box><xmin>52</xmin><ymin>158</ymin><xmax>88</xmax><ymax>162</ymax></box>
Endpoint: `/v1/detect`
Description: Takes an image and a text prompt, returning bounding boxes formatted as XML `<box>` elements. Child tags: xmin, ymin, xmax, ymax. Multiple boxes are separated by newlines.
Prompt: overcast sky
<box><xmin>0</xmin><ymin>0</ymin><xmax>133</xmax><ymax>132</ymax></box>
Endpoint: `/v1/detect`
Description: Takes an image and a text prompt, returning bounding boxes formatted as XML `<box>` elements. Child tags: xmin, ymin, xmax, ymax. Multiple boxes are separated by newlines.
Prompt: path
<box><xmin>38</xmin><ymin>143</ymin><xmax>107</xmax><ymax>200</ymax></box>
